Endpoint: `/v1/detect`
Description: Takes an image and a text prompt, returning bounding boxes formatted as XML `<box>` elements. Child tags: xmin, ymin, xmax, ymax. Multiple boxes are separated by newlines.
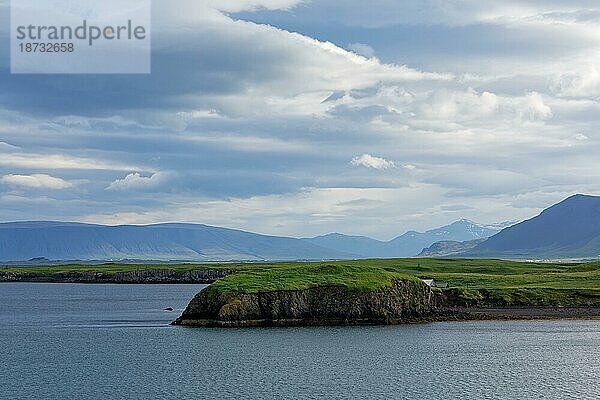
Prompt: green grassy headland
<box><xmin>3</xmin><ymin>258</ymin><xmax>600</xmax><ymax>306</ymax></box>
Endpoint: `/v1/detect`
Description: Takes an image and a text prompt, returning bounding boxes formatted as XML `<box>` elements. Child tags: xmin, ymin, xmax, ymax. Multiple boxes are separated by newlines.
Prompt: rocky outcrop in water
<box><xmin>173</xmin><ymin>279</ymin><xmax>440</xmax><ymax>327</ymax></box>
<box><xmin>0</xmin><ymin>269</ymin><xmax>233</xmax><ymax>284</ymax></box>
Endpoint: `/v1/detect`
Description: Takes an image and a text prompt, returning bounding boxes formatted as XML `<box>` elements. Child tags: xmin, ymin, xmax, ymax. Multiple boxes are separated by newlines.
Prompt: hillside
<box><xmin>0</xmin><ymin>222</ymin><xmax>354</xmax><ymax>262</ymax></box>
<box><xmin>464</xmin><ymin>194</ymin><xmax>600</xmax><ymax>259</ymax></box>
<box><xmin>418</xmin><ymin>239</ymin><xmax>486</xmax><ymax>257</ymax></box>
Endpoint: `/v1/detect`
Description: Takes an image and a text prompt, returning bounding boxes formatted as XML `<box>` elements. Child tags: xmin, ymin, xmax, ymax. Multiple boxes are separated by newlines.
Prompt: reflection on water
<box><xmin>1</xmin><ymin>283</ymin><xmax>599</xmax><ymax>400</ymax></box>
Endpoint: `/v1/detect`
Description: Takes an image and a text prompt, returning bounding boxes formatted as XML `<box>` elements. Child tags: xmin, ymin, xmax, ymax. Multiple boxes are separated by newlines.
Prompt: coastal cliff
<box><xmin>5</xmin><ymin>259</ymin><xmax>600</xmax><ymax>324</ymax></box>
<box><xmin>0</xmin><ymin>268</ymin><xmax>232</xmax><ymax>284</ymax></box>
<box><xmin>173</xmin><ymin>278</ymin><xmax>439</xmax><ymax>327</ymax></box>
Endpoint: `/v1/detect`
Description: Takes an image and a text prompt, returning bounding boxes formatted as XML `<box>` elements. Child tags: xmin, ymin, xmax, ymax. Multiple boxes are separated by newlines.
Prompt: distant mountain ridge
<box><xmin>418</xmin><ymin>239</ymin><xmax>487</xmax><ymax>258</ymax></box>
<box><xmin>303</xmin><ymin>219</ymin><xmax>502</xmax><ymax>258</ymax></box>
<box><xmin>0</xmin><ymin>219</ymin><xmax>503</xmax><ymax>262</ymax></box>
<box><xmin>0</xmin><ymin>222</ymin><xmax>355</xmax><ymax>262</ymax></box>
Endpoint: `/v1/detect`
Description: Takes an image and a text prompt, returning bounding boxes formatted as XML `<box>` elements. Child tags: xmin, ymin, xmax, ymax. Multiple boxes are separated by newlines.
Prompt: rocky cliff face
<box><xmin>173</xmin><ymin>279</ymin><xmax>440</xmax><ymax>327</ymax></box>
<box><xmin>0</xmin><ymin>268</ymin><xmax>232</xmax><ymax>284</ymax></box>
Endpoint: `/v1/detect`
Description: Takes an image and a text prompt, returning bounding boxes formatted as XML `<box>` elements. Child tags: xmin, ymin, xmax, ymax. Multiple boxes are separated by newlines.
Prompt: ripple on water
<box><xmin>1</xmin><ymin>284</ymin><xmax>600</xmax><ymax>400</ymax></box>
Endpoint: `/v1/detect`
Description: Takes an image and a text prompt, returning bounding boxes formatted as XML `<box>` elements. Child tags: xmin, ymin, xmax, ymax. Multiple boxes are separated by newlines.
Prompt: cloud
<box><xmin>1</xmin><ymin>0</ymin><xmax>600</xmax><ymax>239</ymax></box>
<box><xmin>550</xmin><ymin>64</ymin><xmax>600</xmax><ymax>98</ymax></box>
<box><xmin>260</xmin><ymin>1</ymin><xmax>600</xmax><ymax>28</ymax></box>
<box><xmin>417</xmin><ymin>89</ymin><xmax>499</xmax><ymax>120</ymax></box>
<box><xmin>106</xmin><ymin>172</ymin><xmax>167</xmax><ymax>191</ymax></box>
<box><xmin>518</xmin><ymin>92</ymin><xmax>553</xmax><ymax>121</ymax></box>
<box><xmin>0</xmin><ymin>2</ymin><xmax>450</xmax><ymax>116</ymax></box>
<box><xmin>207</xmin><ymin>0</ymin><xmax>303</xmax><ymax>12</ymax></box>
<box><xmin>79</xmin><ymin>184</ymin><xmax>555</xmax><ymax>240</ymax></box>
<box><xmin>350</xmin><ymin>154</ymin><xmax>396</xmax><ymax>170</ymax></box>
<box><xmin>0</xmin><ymin>141</ymin><xmax>19</xmax><ymax>150</ymax></box>
<box><xmin>82</xmin><ymin>186</ymin><xmax>449</xmax><ymax>239</ymax></box>
<box><xmin>348</xmin><ymin>43</ymin><xmax>375</xmax><ymax>58</ymax></box>
<box><xmin>182</xmin><ymin>134</ymin><xmax>310</xmax><ymax>153</ymax></box>
<box><xmin>0</xmin><ymin>153</ymin><xmax>141</xmax><ymax>171</ymax></box>
<box><xmin>0</xmin><ymin>174</ymin><xmax>73</xmax><ymax>190</ymax></box>
<box><xmin>426</xmin><ymin>168</ymin><xmax>539</xmax><ymax>196</ymax></box>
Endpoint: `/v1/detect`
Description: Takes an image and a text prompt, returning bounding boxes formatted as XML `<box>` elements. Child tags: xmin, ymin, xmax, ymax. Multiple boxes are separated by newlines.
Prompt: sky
<box><xmin>0</xmin><ymin>0</ymin><xmax>600</xmax><ymax>240</ymax></box>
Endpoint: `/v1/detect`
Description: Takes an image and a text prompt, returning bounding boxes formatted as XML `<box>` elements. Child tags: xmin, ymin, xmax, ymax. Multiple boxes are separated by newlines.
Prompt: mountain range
<box><xmin>303</xmin><ymin>219</ymin><xmax>501</xmax><ymax>258</ymax></box>
<box><xmin>2</xmin><ymin>194</ymin><xmax>598</xmax><ymax>262</ymax></box>
<box><xmin>0</xmin><ymin>219</ymin><xmax>502</xmax><ymax>262</ymax></box>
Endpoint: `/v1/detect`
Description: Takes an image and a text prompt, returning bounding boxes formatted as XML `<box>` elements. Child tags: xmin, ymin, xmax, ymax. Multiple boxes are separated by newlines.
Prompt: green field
<box><xmin>205</xmin><ymin>264</ymin><xmax>418</xmax><ymax>294</ymax></box>
<box><xmin>3</xmin><ymin>258</ymin><xmax>600</xmax><ymax>306</ymax></box>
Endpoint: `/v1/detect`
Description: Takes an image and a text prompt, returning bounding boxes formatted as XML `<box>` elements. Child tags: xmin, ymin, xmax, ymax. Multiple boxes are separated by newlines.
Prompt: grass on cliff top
<box><xmin>0</xmin><ymin>257</ymin><xmax>582</xmax><ymax>275</ymax></box>
<box><xmin>3</xmin><ymin>259</ymin><xmax>600</xmax><ymax>305</ymax></box>
<box><xmin>206</xmin><ymin>264</ymin><xmax>416</xmax><ymax>294</ymax></box>
<box><xmin>0</xmin><ymin>263</ymin><xmax>238</xmax><ymax>275</ymax></box>
<box><xmin>201</xmin><ymin>260</ymin><xmax>600</xmax><ymax>304</ymax></box>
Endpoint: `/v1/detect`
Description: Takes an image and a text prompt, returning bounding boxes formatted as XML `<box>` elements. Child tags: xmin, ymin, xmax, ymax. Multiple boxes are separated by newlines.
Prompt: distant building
<box><xmin>421</xmin><ymin>278</ymin><xmax>448</xmax><ymax>289</ymax></box>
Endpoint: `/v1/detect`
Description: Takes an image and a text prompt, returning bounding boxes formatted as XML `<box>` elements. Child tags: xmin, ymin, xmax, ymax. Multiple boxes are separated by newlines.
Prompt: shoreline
<box><xmin>0</xmin><ymin>269</ymin><xmax>232</xmax><ymax>284</ymax></box>
<box><xmin>446</xmin><ymin>306</ymin><xmax>600</xmax><ymax>321</ymax></box>
<box><xmin>4</xmin><ymin>268</ymin><xmax>600</xmax><ymax>325</ymax></box>
<box><xmin>3</xmin><ymin>278</ymin><xmax>599</xmax><ymax>323</ymax></box>
<box><xmin>173</xmin><ymin>307</ymin><xmax>600</xmax><ymax>327</ymax></box>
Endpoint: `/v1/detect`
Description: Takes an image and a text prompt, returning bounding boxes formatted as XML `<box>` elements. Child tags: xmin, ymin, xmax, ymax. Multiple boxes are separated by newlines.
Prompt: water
<box><xmin>1</xmin><ymin>283</ymin><xmax>599</xmax><ymax>400</ymax></box>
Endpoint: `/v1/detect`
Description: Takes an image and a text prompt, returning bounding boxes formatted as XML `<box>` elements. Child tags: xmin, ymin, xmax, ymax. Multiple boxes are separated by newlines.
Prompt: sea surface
<box><xmin>1</xmin><ymin>283</ymin><xmax>599</xmax><ymax>400</ymax></box>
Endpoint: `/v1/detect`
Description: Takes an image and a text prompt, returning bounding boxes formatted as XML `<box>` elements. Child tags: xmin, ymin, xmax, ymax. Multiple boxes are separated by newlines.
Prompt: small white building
<box><xmin>421</xmin><ymin>278</ymin><xmax>448</xmax><ymax>289</ymax></box>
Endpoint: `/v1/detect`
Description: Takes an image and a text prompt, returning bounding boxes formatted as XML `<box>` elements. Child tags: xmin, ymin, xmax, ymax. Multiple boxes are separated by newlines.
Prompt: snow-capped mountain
<box><xmin>304</xmin><ymin>219</ymin><xmax>502</xmax><ymax>258</ymax></box>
